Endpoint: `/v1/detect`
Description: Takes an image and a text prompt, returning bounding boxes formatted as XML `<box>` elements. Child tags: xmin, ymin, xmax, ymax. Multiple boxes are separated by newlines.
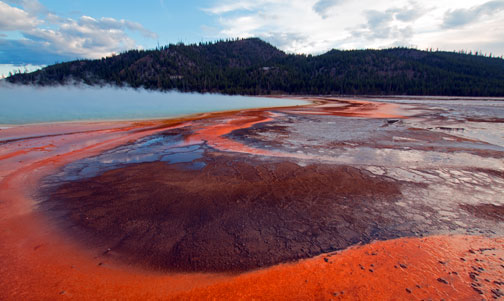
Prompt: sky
<box><xmin>1</xmin><ymin>0</ymin><xmax>503</xmax><ymax>77</ymax></box>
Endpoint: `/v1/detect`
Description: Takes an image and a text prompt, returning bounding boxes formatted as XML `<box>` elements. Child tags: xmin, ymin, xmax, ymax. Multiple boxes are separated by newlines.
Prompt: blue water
<box><xmin>0</xmin><ymin>84</ymin><xmax>306</xmax><ymax>125</ymax></box>
<box><xmin>52</xmin><ymin>133</ymin><xmax>206</xmax><ymax>182</ymax></box>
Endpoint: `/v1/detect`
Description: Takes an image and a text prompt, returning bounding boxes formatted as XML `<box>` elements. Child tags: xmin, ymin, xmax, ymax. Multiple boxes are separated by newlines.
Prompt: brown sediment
<box><xmin>0</xmin><ymin>115</ymin><xmax>238</xmax><ymax>300</ymax></box>
<box><xmin>178</xmin><ymin>97</ymin><xmax>409</xmax><ymax>158</ymax></box>
<box><xmin>282</xmin><ymin>98</ymin><xmax>408</xmax><ymax>119</ymax></box>
<box><xmin>466</xmin><ymin>117</ymin><xmax>504</xmax><ymax>123</ymax></box>
<box><xmin>1</xmin><ymin>232</ymin><xmax>502</xmax><ymax>300</ymax></box>
<box><xmin>184</xmin><ymin>110</ymin><xmax>280</xmax><ymax>156</ymax></box>
<box><xmin>461</xmin><ymin>204</ymin><xmax>504</xmax><ymax>222</ymax></box>
<box><xmin>473</xmin><ymin>168</ymin><xmax>504</xmax><ymax>177</ymax></box>
<box><xmin>0</xmin><ymin>144</ymin><xmax>55</xmax><ymax>160</ymax></box>
<box><xmin>42</xmin><ymin>157</ymin><xmax>402</xmax><ymax>272</ymax></box>
<box><xmin>173</xmin><ymin>235</ymin><xmax>504</xmax><ymax>300</ymax></box>
<box><xmin>1</xmin><ymin>97</ymin><xmax>503</xmax><ymax>300</ymax></box>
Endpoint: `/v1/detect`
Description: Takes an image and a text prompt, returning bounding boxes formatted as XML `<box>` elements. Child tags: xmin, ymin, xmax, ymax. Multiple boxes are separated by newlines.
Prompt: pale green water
<box><xmin>0</xmin><ymin>84</ymin><xmax>306</xmax><ymax>125</ymax></box>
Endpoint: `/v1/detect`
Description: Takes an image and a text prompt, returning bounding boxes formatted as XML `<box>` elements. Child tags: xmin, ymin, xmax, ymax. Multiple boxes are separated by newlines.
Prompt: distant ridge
<box><xmin>7</xmin><ymin>38</ymin><xmax>504</xmax><ymax>96</ymax></box>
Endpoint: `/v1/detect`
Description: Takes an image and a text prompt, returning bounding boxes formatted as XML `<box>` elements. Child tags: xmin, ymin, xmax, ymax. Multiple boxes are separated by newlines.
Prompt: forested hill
<box><xmin>7</xmin><ymin>38</ymin><xmax>504</xmax><ymax>96</ymax></box>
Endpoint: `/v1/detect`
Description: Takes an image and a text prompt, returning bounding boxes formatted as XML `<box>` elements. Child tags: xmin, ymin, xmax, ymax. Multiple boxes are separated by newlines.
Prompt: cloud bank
<box><xmin>443</xmin><ymin>1</ymin><xmax>504</xmax><ymax>28</ymax></box>
<box><xmin>205</xmin><ymin>0</ymin><xmax>504</xmax><ymax>56</ymax></box>
<box><xmin>1</xmin><ymin>0</ymin><xmax>503</xmax><ymax>67</ymax></box>
<box><xmin>0</xmin><ymin>0</ymin><xmax>158</xmax><ymax>65</ymax></box>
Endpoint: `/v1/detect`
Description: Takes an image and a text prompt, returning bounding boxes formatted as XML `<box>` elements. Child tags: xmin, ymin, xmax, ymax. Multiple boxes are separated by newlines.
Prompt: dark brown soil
<box><xmin>41</xmin><ymin>156</ymin><xmax>405</xmax><ymax>273</ymax></box>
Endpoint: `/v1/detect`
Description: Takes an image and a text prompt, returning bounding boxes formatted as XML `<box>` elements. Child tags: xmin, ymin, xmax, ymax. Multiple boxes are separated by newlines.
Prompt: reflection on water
<box><xmin>0</xmin><ymin>84</ymin><xmax>306</xmax><ymax>125</ymax></box>
<box><xmin>369</xmin><ymin>97</ymin><xmax>504</xmax><ymax>147</ymax></box>
<box><xmin>51</xmin><ymin>133</ymin><xmax>205</xmax><ymax>182</ymax></box>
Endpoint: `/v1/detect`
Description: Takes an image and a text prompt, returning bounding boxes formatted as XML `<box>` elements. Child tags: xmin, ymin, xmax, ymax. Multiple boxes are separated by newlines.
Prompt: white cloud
<box><xmin>313</xmin><ymin>0</ymin><xmax>346</xmax><ymax>18</ymax></box>
<box><xmin>442</xmin><ymin>0</ymin><xmax>504</xmax><ymax>28</ymax></box>
<box><xmin>4</xmin><ymin>0</ymin><xmax>45</xmax><ymax>14</ymax></box>
<box><xmin>0</xmin><ymin>0</ymin><xmax>158</xmax><ymax>63</ymax></box>
<box><xmin>417</xmin><ymin>13</ymin><xmax>504</xmax><ymax>54</ymax></box>
<box><xmin>23</xmin><ymin>21</ymin><xmax>139</xmax><ymax>59</ymax></box>
<box><xmin>204</xmin><ymin>0</ymin><xmax>504</xmax><ymax>56</ymax></box>
<box><xmin>0</xmin><ymin>1</ymin><xmax>41</xmax><ymax>30</ymax></box>
<box><xmin>204</xmin><ymin>1</ymin><xmax>268</xmax><ymax>15</ymax></box>
<box><xmin>78</xmin><ymin>16</ymin><xmax>158</xmax><ymax>40</ymax></box>
<box><xmin>21</xmin><ymin>14</ymin><xmax>157</xmax><ymax>59</ymax></box>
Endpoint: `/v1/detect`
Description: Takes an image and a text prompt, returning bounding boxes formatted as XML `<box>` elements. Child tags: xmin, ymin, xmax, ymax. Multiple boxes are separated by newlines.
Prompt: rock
<box><xmin>491</xmin><ymin>288</ymin><xmax>503</xmax><ymax>298</ymax></box>
<box><xmin>437</xmin><ymin>278</ymin><xmax>448</xmax><ymax>284</ymax></box>
<box><xmin>469</xmin><ymin>272</ymin><xmax>479</xmax><ymax>280</ymax></box>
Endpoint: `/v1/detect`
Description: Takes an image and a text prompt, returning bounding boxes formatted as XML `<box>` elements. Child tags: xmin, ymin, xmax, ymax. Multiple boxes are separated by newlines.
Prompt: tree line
<box><xmin>7</xmin><ymin>38</ymin><xmax>504</xmax><ymax>96</ymax></box>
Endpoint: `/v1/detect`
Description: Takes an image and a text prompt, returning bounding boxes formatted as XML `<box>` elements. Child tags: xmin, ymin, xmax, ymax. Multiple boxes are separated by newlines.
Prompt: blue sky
<box><xmin>37</xmin><ymin>0</ymin><xmax>218</xmax><ymax>46</ymax></box>
<box><xmin>1</xmin><ymin>0</ymin><xmax>504</xmax><ymax>76</ymax></box>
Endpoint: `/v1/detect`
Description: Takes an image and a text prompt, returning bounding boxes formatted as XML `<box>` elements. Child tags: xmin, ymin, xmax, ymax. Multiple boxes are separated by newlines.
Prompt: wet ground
<box><xmin>1</xmin><ymin>96</ymin><xmax>503</xmax><ymax>299</ymax></box>
<box><xmin>42</xmin><ymin>159</ymin><xmax>403</xmax><ymax>272</ymax></box>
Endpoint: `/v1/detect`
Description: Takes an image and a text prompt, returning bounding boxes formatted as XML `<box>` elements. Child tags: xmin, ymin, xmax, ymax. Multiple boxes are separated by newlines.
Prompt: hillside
<box><xmin>7</xmin><ymin>38</ymin><xmax>504</xmax><ymax>96</ymax></box>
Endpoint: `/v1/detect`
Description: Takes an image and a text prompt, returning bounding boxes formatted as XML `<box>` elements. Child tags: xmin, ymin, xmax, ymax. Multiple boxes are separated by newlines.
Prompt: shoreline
<box><xmin>5</xmin><ymin>93</ymin><xmax>504</xmax><ymax>129</ymax></box>
<box><xmin>0</xmin><ymin>98</ymin><xmax>315</xmax><ymax>143</ymax></box>
<box><xmin>0</xmin><ymin>87</ymin><xmax>310</xmax><ymax>128</ymax></box>
<box><xmin>1</xmin><ymin>96</ymin><xmax>503</xmax><ymax>299</ymax></box>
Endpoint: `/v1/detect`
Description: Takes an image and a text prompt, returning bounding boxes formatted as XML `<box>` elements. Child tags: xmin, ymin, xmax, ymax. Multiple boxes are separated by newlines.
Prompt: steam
<box><xmin>0</xmin><ymin>84</ymin><xmax>306</xmax><ymax>125</ymax></box>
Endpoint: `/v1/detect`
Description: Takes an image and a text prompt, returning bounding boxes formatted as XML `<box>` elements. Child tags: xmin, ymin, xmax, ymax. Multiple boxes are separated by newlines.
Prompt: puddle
<box><xmin>49</xmin><ymin>132</ymin><xmax>206</xmax><ymax>182</ymax></box>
